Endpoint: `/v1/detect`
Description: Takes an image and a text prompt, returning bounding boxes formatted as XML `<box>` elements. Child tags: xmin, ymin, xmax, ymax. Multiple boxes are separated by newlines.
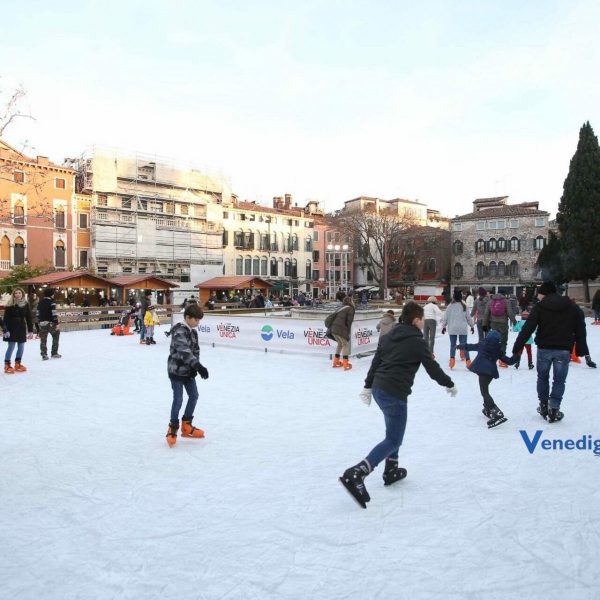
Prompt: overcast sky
<box><xmin>2</xmin><ymin>0</ymin><xmax>599</xmax><ymax>217</ymax></box>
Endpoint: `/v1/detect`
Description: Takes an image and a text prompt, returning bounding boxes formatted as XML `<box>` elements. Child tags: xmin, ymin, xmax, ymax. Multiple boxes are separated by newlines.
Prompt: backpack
<box><xmin>490</xmin><ymin>298</ymin><xmax>506</xmax><ymax>317</ymax></box>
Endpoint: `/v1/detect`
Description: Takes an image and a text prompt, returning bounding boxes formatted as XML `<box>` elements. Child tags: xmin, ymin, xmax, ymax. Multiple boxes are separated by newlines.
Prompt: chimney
<box><xmin>37</xmin><ymin>156</ymin><xmax>49</xmax><ymax>166</ymax></box>
<box><xmin>284</xmin><ymin>193</ymin><xmax>292</xmax><ymax>210</ymax></box>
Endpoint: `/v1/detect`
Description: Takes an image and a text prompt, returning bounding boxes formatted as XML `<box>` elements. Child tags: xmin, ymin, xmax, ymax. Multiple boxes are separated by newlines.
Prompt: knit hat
<box><xmin>538</xmin><ymin>281</ymin><xmax>557</xmax><ymax>296</ymax></box>
<box><xmin>427</xmin><ymin>296</ymin><xmax>437</xmax><ymax>303</ymax></box>
<box><xmin>478</xmin><ymin>287</ymin><xmax>487</xmax><ymax>296</ymax></box>
<box><xmin>453</xmin><ymin>289</ymin><xmax>463</xmax><ymax>302</ymax></box>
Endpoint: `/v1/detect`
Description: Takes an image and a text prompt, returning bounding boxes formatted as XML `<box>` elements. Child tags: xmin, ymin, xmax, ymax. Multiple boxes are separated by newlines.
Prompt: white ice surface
<box><xmin>2</xmin><ymin>322</ymin><xmax>600</xmax><ymax>600</ymax></box>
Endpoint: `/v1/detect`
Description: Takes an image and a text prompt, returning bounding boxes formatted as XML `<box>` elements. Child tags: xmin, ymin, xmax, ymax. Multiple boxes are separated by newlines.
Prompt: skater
<box><xmin>518</xmin><ymin>290</ymin><xmax>530</xmax><ymax>314</ymax></box>
<box><xmin>571</xmin><ymin>299</ymin><xmax>597</xmax><ymax>369</ymax></box>
<box><xmin>330</xmin><ymin>295</ymin><xmax>355</xmax><ymax>370</ymax></box>
<box><xmin>482</xmin><ymin>291</ymin><xmax>516</xmax><ymax>366</ymax></box>
<box><xmin>30</xmin><ymin>293</ymin><xmax>40</xmax><ymax>338</ymax></box>
<box><xmin>471</xmin><ymin>287</ymin><xmax>490</xmax><ymax>343</ymax></box>
<box><xmin>3</xmin><ymin>287</ymin><xmax>33</xmax><ymax>374</ymax></box>
<box><xmin>143</xmin><ymin>305</ymin><xmax>160</xmax><ymax>345</ymax></box>
<box><xmin>592</xmin><ymin>290</ymin><xmax>600</xmax><ymax>325</ymax></box>
<box><xmin>139</xmin><ymin>290</ymin><xmax>152</xmax><ymax>344</ymax></box>
<box><xmin>457</xmin><ymin>330</ymin><xmax>517</xmax><ymax>428</ymax></box>
<box><xmin>339</xmin><ymin>301</ymin><xmax>457</xmax><ymax>509</ymax></box>
<box><xmin>165</xmin><ymin>303</ymin><xmax>209</xmax><ymax>447</ymax></box>
<box><xmin>133</xmin><ymin>302</ymin><xmax>142</xmax><ymax>333</ymax></box>
<box><xmin>464</xmin><ymin>290</ymin><xmax>474</xmax><ymax>315</ymax></box>
<box><xmin>512</xmin><ymin>311</ymin><xmax>535</xmax><ymax>369</ymax></box>
<box><xmin>512</xmin><ymin>281</ymin><xmax>586</xmax><ymax>423</ymax></box>
<box><xmin>376</xmin><ymin>310</ymin><xmax>397</xmax><ymax>337</ymax></box>
<box><xmin>38</xmin><ymin>288</ymin><xmax>61</xmax><ymax>360</ymax></box>
<box><xmin>423</xmin><ymin>296</ymin><xmax>443</xmax><ymax>356</ymax></box>
<box><xmin>441</xmin><ymin>288</ymin><xmax>474</xmax><ymax>369</ymax></box>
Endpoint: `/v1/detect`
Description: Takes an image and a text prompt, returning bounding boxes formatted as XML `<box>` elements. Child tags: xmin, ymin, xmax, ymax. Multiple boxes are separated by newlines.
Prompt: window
<box><xmin>79</xmin><ymin>249</ymin><xmax>88</xmax><ymax>268</ymax></box>
<box><xmin>234</xmin><ymin>231</ymin><xmax>244</xmax><ymax>248</ymax></box>
<box><xmin>13</xmin><ymin>200</ymin><xmax>25</xmax><ymax>225</ymax></box>
<box><xmin>222</xmin><ymin>230</ymin><xmax>229</xmax><ymax>247</ymax></box>
<box><xmin>476</xmin><ymin>221</ymin><xmax>486</xmax><ymax>231</ymax></box>
<box><xmin>14</xmin><ymin>237</ymin><xmax>25</xmax><ymax>266</ymax></box>
<box><xmin>138</xmin><ymin>266</ymin><xmax>147</xmax><ymax>274</ymax></box>
<box><xmin>292</xmin><ymin>234</ymin><xmax>299</xmax><ymax>251</ymax></box>
<box><xmin>97</xmin><ymin>265</ymin><xmax>108</xmax><ymax>274</ymax></box>
<box><xmin>509</xmin><ymin>219</ymin><xmax>519</xmax><ymax>229</ymax></box>
<box><xmin>476</xmin><ymin>262</ymin><xmax>486</xmax><ymax>278</ymax></box>
<box><xmin>121</xmin><ymin>197</ymin><xmax>132</xmax><ymax>209</ymax></box>
<box><xmin>270</xmin><ymin>258</ymin><xmax>278</xmax><ymax>277</ymax></box>
<box><xmin>55</xmin><ymin>207</ymin><xmax>66</xmax><ymax>229</ymax></box>
<box><xmin>1</xmin><ymin>235</ymin><xmax>10</xmax><ymax>264</ymax></box>
<box><xmin>453</xmin><ymin>240</ymin><xmax>463</xmax><ymax>255</ymax></box>
<box><xmin>489</xmin><ymin>261</ymin><xmax>497</xmax><ymax>277</ymax></box>
<box><xmin>488</xmin><ymin>220</ymin><xmax>506</xmax><ymax>230</ymax></box>
<box><xmin>236</xmin><ymin>256</ymin><xmax>243</xmax><ymax>275</ymax></box>
<box><xmin>313</xmin><ymin>231</ymin><xmax>319</xmax><ymax>242</ymax></box>
<box><xmin>270</xmin><ymin>234</ymin><xmax>278</xmax><ymax>252</ymax></box>
<box><xmin>223</xmin><ymin>211</ymin><xmax>229</xmax><ymax>219</ymax></box>
<box><xmin>535</xmin><ymin>217</ymin><xmax>546</xmax><ymax>227</ymax></box>
<box><xmin>55</xmin><ymin>240</ymin><xmax>66</xmax><ymax>268</ymax></box>
<box><xmin>487</xmin><ymin>238</ymin><xmax>497</xmax><ymax>252</ymax></box>
<box><xmin>284</xmin><ymin>259</ymin><xmax>291</xmax><ymax>277</ymax></box>
<box><xmin>510</xmin><ymin>260</ymin><xmax>519</xmax><ymax>277</ymax></box>
<box><xmin>14</xmin><ymin>171</ymin><xmax>25</xmax><ymax>183</ymax></box>
<box><xmin>244</xmin><ymin>232</ymin><xmax>254</xmax><ymax>250</ymax></box>
<box><xmin>180</xmin><ymin>204</ymin><xmax>188</xmax><ymax>216</ymax></box>
<box><xmin>423</xmin><ymin>258</ymin><xmax>436</xmax><ymax>273</ymax></box>
<box><xmin>253</xmin><ymin>256</ymin><xmax>260</xmax><ymax>275</ymax></box>
<box><xmin>244</xmin><ymin>256</ymin><xmax>252</xmax><ymax>275</ymax></box>
<box><xmin>452</xmin><ymin>222</ymin><xmax>463</xmax><ymax>232</ymax></box>
<box><xmin>79</xmin><ymin>213</ymin><xmax>89</xmax><ymax>229</ymax></box>
<box><xmin>305</xmin><ymin>259</ymin><xmax>312</xmax><ymax>280</ymax></box>
<box><xmin>260</xmin><ymin>257</ymin><xmax>268</xmax><ymax>276</ymax></box>
<box><xmin>534</xmin><ymin>236</ymin><xmax>546</xmax><ymax>250</ymax></box>
<box><xmin>510</xmin><ymin>237</ymin><xmax>520</xmax><ymax>252</ymax></box>
<box><xmin>454</xmin><ymin>263</ymin><xmax>463</xmax><ymax>279</ymax></box>
<box><xmin>97</xmin><ymin>194</ymin><xmax>108</xmax><ymax>207</ymax></box>
<box><xmin>312</xmin><ymin>269</ymin><xmax>320</xmax><ymax>280</ymax></box>
<box><xmin>497</xmin><ymin>237</ymin><xmax>507</xmax><ymax>252</ymax></box>
<box><xmin>55</xmin><ymin>178</ymin><xmax>66</xmax><ymax>189</ymax></box>
<box><xmin>498</xmin><ymin>261</ymin><xmax>506</xmax><ymax>277</ymax></box>
<box><xmin>475</xmin><ymin>239</ymin><xmax>485</xmax><ymax>253</ymax></box>
<box><xmin>305</xmin><ymin>236</ymin><xmax>312</xmax><ymax>252</ymax></box>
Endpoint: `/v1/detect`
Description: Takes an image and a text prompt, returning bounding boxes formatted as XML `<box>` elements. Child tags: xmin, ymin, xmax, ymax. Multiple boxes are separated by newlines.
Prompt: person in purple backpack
<box><xmin>482</xmin><ymin>292</ymin><xmax>516</xmax><ymax>367</ymax></box>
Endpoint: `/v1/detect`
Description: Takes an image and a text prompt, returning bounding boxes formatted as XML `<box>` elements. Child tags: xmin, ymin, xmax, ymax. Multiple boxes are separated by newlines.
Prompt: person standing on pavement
<box><xmin>38</xmin><ymin>288</ymin><xmax>61</xmax><ymax>360</ymax></box>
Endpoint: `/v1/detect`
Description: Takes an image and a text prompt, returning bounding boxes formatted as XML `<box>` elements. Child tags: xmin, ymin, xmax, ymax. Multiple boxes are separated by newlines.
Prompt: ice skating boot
<box><xmin>487</xmin><ymin>406</ymin><xmax>507</xmax><ymax>428</ymax></box>
<box><xmin>537</xmin><ymin>399</ymin><xmax>548</xmax><ymax>420</ymax></box>
<box><xmin>528</xmin><ymin>362</ymin><xmax>535</xmax><ymax>370</ymax></box>
<box><xmin>585</xmin><ymin>355</ymin><xmax>597</xmax><ymax>368</ymax></box>
<box><xmin>181</xmin><ymin>417</ymin><xmax>205</xmax><ymax>438</ymax></box>
<box><xmin>332</xmin><ymin>355</ymin><xmax>343</xmax><ymax>368</ymax></box>
<box><xmin>382</xmin><ymin>458</ymin><xmax>407</xmax><ymax>486</ymax></box>
<box><xmin>4</xmin><ymin>360</ymin><xmax>15</xmax><ymax>374</ymax></box>
<box><xmin>449</xmin><ymin>358</ymin><xmax>455</xmax><ymax>369</ymax></box>
<box><xmin>166</xmin><ymin>422</ymin><xmax>178</xmax><ymax>447</ymax></box>
<box><xmin>51</xmin><ymin>353</ymin><xmax>62</xmax><ymax>359</ymax></box>
<box><xmin>14</xmin><ymin>360</ymin><xmax>27</xmax><ymax>372</ymax></box>
<box><xmin>514</xmin><ymin>357</ymin><xmax>521</xmax><ymax>369</ymax></box>
<box><xmin>547</xmin><ymin>408</ymin><xmax>564</xmax><ymax>423</ymax></box>
<box><xmin>145</xmin><ymin>338</ymin><xmax>152</xmax><ymax>345</ymax></box>
<box><xmin>339</xmin><ymin>460</ymin><xmax>371</xmax><ymax>508</ymax></box>
<box><xmin>151</xmin><ymin>337</ymin><xmax>156</xmax><ymax>345</ymax></box>
<box><xmin>342</xmin><ymin>357</ymin><xmax>352</xmax><ymax>370</ymax></box>
<box><xmin>482</xmin><ymin>406</ymin><xmax>491</xmax><ymax>419</ymax></box>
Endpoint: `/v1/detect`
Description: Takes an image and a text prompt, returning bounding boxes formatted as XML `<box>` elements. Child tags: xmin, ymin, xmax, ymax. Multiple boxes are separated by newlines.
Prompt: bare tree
<box><xmin>0</xmin><ymin>81</ymin><xmax>34</xmax><ymax>137</ymax></box>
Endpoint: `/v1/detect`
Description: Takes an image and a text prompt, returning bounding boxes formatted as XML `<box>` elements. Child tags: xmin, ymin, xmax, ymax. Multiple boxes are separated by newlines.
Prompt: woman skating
<box><xmin>3</xmin><ymin>287</ymin><xmax>33</xmax><ymax>374</ymax></box>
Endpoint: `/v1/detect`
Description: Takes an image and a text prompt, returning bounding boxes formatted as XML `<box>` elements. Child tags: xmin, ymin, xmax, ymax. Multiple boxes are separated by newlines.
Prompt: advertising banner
<box><xmin>172</xmin><ymin>313</ymin><xmax>381</xmax><ymax>357</ymax></box>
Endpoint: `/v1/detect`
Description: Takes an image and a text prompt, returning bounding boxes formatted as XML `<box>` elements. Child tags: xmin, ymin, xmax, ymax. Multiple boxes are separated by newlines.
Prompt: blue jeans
<box><xmin>365</xmin><ymin>388</ymin><xmax>408</xmax><ymax>468</ymax></box>
<box><xmin>169</xmin><ymin>377</ymin><xmax>199</xmax><ymax>424</ymax></box>
<box><xmin>5</xmin><ymin>342</ymin><xmax>25</xmax><ymax>362</ymax></box>
<box><xmin>140</xmin><ymin>321</ymin><xmax>147</xmax><ymax>341</ymax></box>
<box><xmin>536</xmin><ymin>349</ymin><xmax>571</xmax><ymax>409</ymax></box>
<box><xmin>450</xmin><ymin>334</ymin><xmax>470</xmax><ymax>359</ymax></box>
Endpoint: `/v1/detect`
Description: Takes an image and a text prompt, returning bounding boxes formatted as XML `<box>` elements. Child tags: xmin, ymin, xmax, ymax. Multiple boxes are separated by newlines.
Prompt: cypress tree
<box><xmin>556</xmin><ymin>121</ymin><xmax>600</xmax><ymax>301</ymax></box>
<box><xmin>537</xmin><ymin>231</ymin><xmax>566</xmax><ymax>284</ymax></box>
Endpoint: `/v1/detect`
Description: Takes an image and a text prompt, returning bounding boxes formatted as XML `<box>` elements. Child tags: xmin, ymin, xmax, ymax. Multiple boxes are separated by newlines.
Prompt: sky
<box><xmin>2</xmin><ymin>0</ymin><xmax>600</xmax><ymax>217</ymax></box>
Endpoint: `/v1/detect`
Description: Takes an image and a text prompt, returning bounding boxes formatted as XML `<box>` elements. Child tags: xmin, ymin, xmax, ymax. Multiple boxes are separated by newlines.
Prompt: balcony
<box><xmin>0</xmin><ymin>259</ymin><xmax>10</xmax><ymax>271</ymax></box>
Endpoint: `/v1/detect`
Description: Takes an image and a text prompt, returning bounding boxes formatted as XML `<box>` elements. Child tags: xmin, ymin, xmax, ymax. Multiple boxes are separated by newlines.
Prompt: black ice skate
<box><xmin>537</xmin><ymin>399</ymin><xmax>548</xmax><ymax>420</ymax></box>
<box><xmin>547</xmin><ymin>408</ymin><xmax>564</xmax><ymax>423</ymax></box>
<box><xmin>383</xmin><ymin>465</ymin><xmax>408</xmax><ymax>486</ymax></box>
<box><xmin>339</xmin><ymin>463</ymin><xmax>371</xmax><ymax>509</ymax></box>
<box><xmin>528</xmin><ymin>362</ymin><xmax>535</xmax><ymax>370</ymax></box>
<box><xmin>487</xmin><ymin>407</ymin><xmax>507</xmax><ymax>429</ymax></box>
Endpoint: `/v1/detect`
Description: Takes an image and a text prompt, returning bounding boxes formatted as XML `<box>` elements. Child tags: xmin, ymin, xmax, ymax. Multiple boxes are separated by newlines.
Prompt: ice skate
<box><xmin>547</xmin><ymin>408</ymin><xmax>564</xmax><ymax>423</ymax></box>
<box><xmin>449</xmin><ymin>358</ymin><xmax>455</xmax><ymax>369</ymax></box>
<box><xmin>537</xmin><ymin>399</ymin><xmax>548</xmax><ymax>420</ymax></box>
<box><xmin>51</xmin><ymin>353</ymin><xmax>62</xmax><ymax>359</ymax></box>
<box><xmin>528</xmin><ymin>362</ymin><xmax>534</xmax><ymax>370</ymax></box>
<box><xmin>4</xmin><ymin>361</ymin><xmax>15</xmax><ymax>374</ymax></box>
<box><xmin>382</xmin><ymin>459</ymin><xmax>407</xmax><ymax>486</ymax></box>
<box><xmin>332</xmin><ymin>356</ymin><xmax>342</xmax><ymax>368</ymax></box>
<box><xmin>166</xmin><ymin>422</ymin><xmax>179</xmax><ymax>447</ymax></box>
<box><xmin>14</xmin><ymin>360</ymin><xmax>27</xmax><ymax>372</ymax></box>
<box><xmin>342</xmin><ymin>358</ymin><xmax>352</xmax><ymax>370</ymax></box>
<box><xmin>487</xmin><ymin>407</ymin><xmax>507</xmax><ymax>428</ymax></box>
<box><xmin>339</xmin><ymin>462</ymin><xmax>371</xmax><ymax>508</ymax></box>
<box><xmin>181</xmin><ymin>417</ymin><xmax>205</xmax><ymax>438</ymax></box>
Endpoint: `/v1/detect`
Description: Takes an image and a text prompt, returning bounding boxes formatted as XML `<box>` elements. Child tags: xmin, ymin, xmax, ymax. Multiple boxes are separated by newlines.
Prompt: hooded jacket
<box><xmin>167</xmin><ymin>322</ymin><xmax>201</xmax><ymax>379</ymax></box>
<box><xmin>331</xmin><ymin>304</ymin><xmax>355</xmax><ymax>339</ymax></box>
<box><xmin>459</xmin><ymin>330</ymin><xmax>516</xmax><ymax>379</ymax></box>
<box><xmin>441</xmin><ymin>301</ymin><xmax>473</xmax><ymax>335</ymax></box>
<box><xmin>512</xmin><ymin>293</ymin><xmax>586</xmax><ymax>355</ymax></box>
<box><xmin>365</xmin><ymin>324</ymin><xmax>453</xmax><ymax>398</ymax></box>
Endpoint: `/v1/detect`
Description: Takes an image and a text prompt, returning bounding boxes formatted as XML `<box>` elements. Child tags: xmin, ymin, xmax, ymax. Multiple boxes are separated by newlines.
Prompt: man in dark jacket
<box><xmin>38</xmin><ymin>288</ymin><xmax>60</xmax><ymax>360</ymax></box>
<box><xmin>339</xmin><ymin>301</ymin><xmax>457</xmax><ymax>509</ymax></box>
<box><xmin>139</xmin><ymin>290</ymin><xmax>152</xmax><ymax>344</ymax></box>
<box><xmin>512</xmin><ymin>281</ymin><xmax>586</xmax><ymax>423</ymax></box>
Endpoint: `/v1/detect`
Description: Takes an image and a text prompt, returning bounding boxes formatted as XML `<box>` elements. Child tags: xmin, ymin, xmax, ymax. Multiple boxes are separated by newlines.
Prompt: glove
<box><xmin>2</xmin><ymin>331</ymin><xmax>9</xmax><ymax>339</ymax></box>
<box><xmin>482</xmin><ymin>326</ymin><xmax>489</xmax><ymax>333</ymax></box>
<box><xmin>585</xmin><ymin>355</ymin><xmax>597</xmax><ymax>368</ymax></box>
<box><xmin>197</xmin><ymin>364</ymin><xmax>209</xmax><ymax>379</ymax></box>
<box><xmin>359</xmin><ymin>388</ymin><xmax>372</xmax><ymax>406</ymax></box>
<box><xmin>441</xmin><ymin>327</ymin><xmax>446</xmax><ymax>335</ymax></box>
<box><xmin>470</xmin><ymin>327</ymin><xmax>474</xmax><ymax>334</ymax></box>
<box><xmin>445</xmin><ymin>385</ymin><xmax>458</xmax><ymax>398</ymax></box>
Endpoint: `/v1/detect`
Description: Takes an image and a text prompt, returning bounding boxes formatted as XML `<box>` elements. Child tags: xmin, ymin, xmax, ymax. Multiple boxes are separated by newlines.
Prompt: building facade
<box><xmin>0</xmin><ymin>139</ymin><xmax>76</xmax><ymax>276</ymax></box>
<box><xmin>450</xmin><ymin>196</ymin><xmax>550</xmax><ymax>294</ymax></box>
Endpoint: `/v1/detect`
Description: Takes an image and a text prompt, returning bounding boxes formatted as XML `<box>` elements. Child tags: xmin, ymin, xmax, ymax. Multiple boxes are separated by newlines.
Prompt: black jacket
<box><xmin>3</xmin><ymin>302</ymin><xmax>33</xmax><ymax>343</ymax></box>
<box><xmin>365</xmin><ymin>324</ymin><xmax>454</xmax><ymax>399</ymax></box>
<box><xmin>512</xmin><ymin>294</ymin><xmax>586</xmax><ymax>355</ymax></box>
<box><xmin>38</xmin><ymin>297</ymin><xmax>58</xmax><ymax>325</ymax></box>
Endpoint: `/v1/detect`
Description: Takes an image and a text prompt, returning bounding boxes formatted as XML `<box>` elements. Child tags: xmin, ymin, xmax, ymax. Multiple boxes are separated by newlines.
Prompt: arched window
<box><xmin>534</xmin><ymin>236</ymin><xmax>546</xmax><ymax>250</ymax></box>
<box><xmin>55</xmin><ymin>240</ymin><xmax>66</xmax><ymax>268</ymax></box>
<box><xmin>510</xmin><ymin>237</ymin><xmax>520</xmax><ymax>252</ymax></box>
<box><xmin>277</xmin><ymin>257</ymin><xmax>284</xmax><ymax>275</ymax></box>
<box><xmin>476</xmin><ymin>261</ymin><xmax>486</xmax><ymax>278</ymax></box>
<box><xmin>55</xmin><ymin>206</ymin><xmax>66</xmax><ymax>229</ymax></box>
<box><xmin>14</xmin><ymin>236</ymin><xmax>25</xmax><ymax>266</ymax></box>
<box><xmin>260</xmin><ymin>257</ymin><xmax>268</xmax><ymax>276</ymax></box>
<box><xmin>453</xmin><ymin>240</ymin><xmax>463</xmax><ymax>255</ymax></box>
<box><xmin>510</xmin><ymin>260</ymin><xmax>519</xmax><ymax>277</ymax></box>
<box><xmin>475</xmin><ymin>239</ymin><xmax>485</xmax><ymax>253</ymax></box>
<box><xmin>270</xmin><ymin>233</ymin><xmax>278</xmax><ymax>252</ymax></box>
<box><xmin>305</xmin><ymin>259</ymin><xmax>312</xmax><ymax>280</ymax></box>
<box><xmin>305</xmin><ymin>236</ymin><xmax>312</xmax><ymax>252</ymax></box>
<box><xmin>13</xmin><ymin>200</ymin><xmax>25</xmax><ymax>225</ymax></box>
<box><xmin>489</xmin><ymin>261</ymin><xmax>497</xmax><ymax>277</ymax></box>
<box><xmin>236</xmin><ymin>256</ymin><xmax>243</xmax><ymax>275</ymax></box>
<box><xmin>1</xmin><ymin>235</ymin><xmax>10</xmax><ymax>263</ymax></box>
<box><xmin>423</xmin><ymin>258</ymin><xmax>436</xmax><ymax>273</ymax></box>
<box><xmin>487</xmin><ymin>238</ymin><xmax>497</xmax><ymax>252</ymax></box>
<box><xmin>498</xmin><ymin>261</ymin><xmax>506</xmax><ymax>277</ymax></box>
<box><xmin>270</xmin><ymin>257</ymin><xmax>278</xmax><ymax>276</ymax></box>
<box><xmin>497</xmin><ymin>237</ymin><xmax>507</xmax><ymax>252</ymax></box>
<box><xmin>244</xmin><ymin>255</ymin><xmax>252</xmax><ymax>275</ymax></box>
<box><xmin>292</xmin><ymin>234</ymin><xmax>298</xmax><ymax>251</ymax></box>
<box><xmin>284</xmin><ymin>258</ymin><xmax>291</xmax><ymax>277</ymax></box>
<box><xmin>291</xmin><ymin>258</ymin><xmax>297</xmax><ymax>278</ymax></box>
<box><xmin>260</xmin><ymin>233</ymin><xmax>269</xmax><ymax>251</ymax></box>
<box><xmin>252</xmin><ymin>256</ymin><xmax>260</xmax><ymax>275</ymax></box>
<box><xmin>454</xmin><ymin>263</ymin><xmax>463</xmax><ymax>279</ymax></box>
<box><xmin>234</xmin><ymin>230</ymin><xmax>244</xmax><ymax>248</ymax></box>
<box><xmin>285</xmin><ymin>234</ymin><xmax>292</xmax><ymax>252</ymax></box>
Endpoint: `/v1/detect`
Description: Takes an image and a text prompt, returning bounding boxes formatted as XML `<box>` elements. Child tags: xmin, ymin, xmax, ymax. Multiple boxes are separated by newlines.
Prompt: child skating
<box><xmin>165</xmin><ymin>304</ymin><xmax>209</xmax><ymax>447</ymax></box>
<box><xmin>457</xmin><ymin>330</ymin><xmax>517</xmax><ymax>428</ymax></box>
<box><xmin>512</xmin><ymin>311</ymin><xmax>534</xmax><ymax>369</ymax></box>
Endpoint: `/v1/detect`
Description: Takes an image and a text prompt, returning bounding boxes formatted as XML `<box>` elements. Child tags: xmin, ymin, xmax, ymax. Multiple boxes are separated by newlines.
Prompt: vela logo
<box><xmin>520</xmin><ymin>430</ymin><xmax>600</xmax><ymax>457</ymax></box>
<box><xmin>261</xmin><ymin>325</ymin><xmax>274</xmax><ymax>341</ymax></box>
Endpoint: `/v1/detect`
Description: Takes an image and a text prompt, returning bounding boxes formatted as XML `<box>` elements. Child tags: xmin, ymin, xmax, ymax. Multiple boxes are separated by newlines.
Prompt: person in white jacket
<box><xmin>441</xmin><ymin>289</ymin><xmax>474</xmax><ymax>369</ymax></box>
<box><xmin>423</xmin><ymin>296</ymin><xmax>443</xmax><ymax>356</ymax></box>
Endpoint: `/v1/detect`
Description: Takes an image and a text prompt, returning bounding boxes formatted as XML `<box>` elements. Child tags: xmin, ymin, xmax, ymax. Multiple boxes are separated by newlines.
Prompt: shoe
<box><xmin>537</xmin><ymin>399</ymin><xmax>548</xmax><ymax>420</ymax></box>
<box><xmin>449</xmin><ymin>358</ymin><xmax>455</xmax><ymax>369</ymax></box>
<box><xmin>585</xmin><ymin>356</ymin><xmax>597</xmax><ymax>368</ymax></box>
<box><xmin>528</xmin><ymin>362</ymin><xmax>535</xmax><ymax>370</ymax></box>
<box><xmin>332</xmin><ymin>356</ymin><xmax>342</xmax><ymax>368</ymax></box>
<box><xmin>4</xmin><ymin>361</ymin><xmax>15</xmax><ymax>374</ymax></box>
<box><xmin>487</xmin><ymin>407</ymin><xmax>507</xmax><ymax>428</ymax></box>
<box><xmin>181</xmin><ymin>418</ymin><xmax>205</xmax><ymax>438</ymax></box>
<box><xmin>342</xmin><ymin>358</ymin><xmax>352</xmax><ymax>370</ymax></box>
<box><xmin>166</xmin><ymin>422</ymin><xmax>179</xmax><ymax>447</ymax></box>
<box><xmin>14</xmin><ymin>360</ymin><xmax>27</xmax><ymax>372</ymax></box>
<box><xmin>42</xmin><ymin>355</ymin><xmax>49</xmax><ymax>361</ymax></box>
<box><xmin>51</xmin><ymin>353</ymin><xmax>62</xmax><ymax>359</ymax></box>
<box><xmin>547</xmin><ymin>408</ymin><xmax>564</xmax><ymax>423</ymax></box>
<box><xmin>514</xmin><ymin>359</ymin><xmax>520</xmax><ymax>369</ymax></box>
<box><xmin>382</xmin><ymin>459</ymin><xmax>408</xmax><ymax>486</ymax></box>
<box><xmin>150</xmin><ymin>337</ymin><xmax>156</xmax><ymax>345</ymax></box>
<box><xmin>498</xmin><ymin>360</ymin><xmax>508</xmax><ymax>368</ymax></box>
<box><xmin>339</xmin><ymin>461</ymin><xmax>371</xmax><ymax>508</ymax></box>
<box><xmin>466</xmin><ymin>359</ymin><xmax>472</xmax><ymax>368</ymax></box>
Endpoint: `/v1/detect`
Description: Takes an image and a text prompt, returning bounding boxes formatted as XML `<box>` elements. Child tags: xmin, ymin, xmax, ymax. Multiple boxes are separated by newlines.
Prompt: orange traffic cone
<box><xmin>571</xmin><ymin>345</ymin><xmax>581</xmax><ymax>363</ymax></box>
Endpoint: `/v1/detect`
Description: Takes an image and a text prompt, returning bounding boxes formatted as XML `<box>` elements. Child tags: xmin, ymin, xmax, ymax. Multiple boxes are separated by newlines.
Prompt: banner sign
<box><xmin>172</xmin><ymin>313</ymin><xmax>381</xmax><ymax>356</ymax></box>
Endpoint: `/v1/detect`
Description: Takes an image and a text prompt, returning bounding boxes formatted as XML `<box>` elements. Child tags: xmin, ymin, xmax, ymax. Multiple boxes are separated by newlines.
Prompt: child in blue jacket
<box><xmin>512</xmin><ymin>311</ymin><xmax>534</xmax><ymax>369</ymax></box>
<box><xmin>458</xmin><ymin>330</ymin><xmax>517</xmax><ymax>428</ymax></box>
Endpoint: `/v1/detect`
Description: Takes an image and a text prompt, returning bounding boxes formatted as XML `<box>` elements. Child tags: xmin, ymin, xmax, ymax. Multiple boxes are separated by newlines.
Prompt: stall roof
<box><xmin>195</xmin><ymin>276</ymin><xmax>272</xmax><ymax>290</ymax></box>
<box><xmin>107</xmin><ymin>275</ymin><xmax>179</xmax><ymax>289</ymax></box>
<box><xmin>18</xmin><ymin>271</ymin><xmax>114</xmax><ymax>288</ymax></box>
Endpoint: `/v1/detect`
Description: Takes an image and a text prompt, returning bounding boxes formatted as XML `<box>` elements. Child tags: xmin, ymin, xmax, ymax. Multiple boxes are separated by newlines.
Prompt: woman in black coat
<box><xmin>3</xmin><ymin>287</ymin><xmax>33</xmax><ymax>373</ymax></box>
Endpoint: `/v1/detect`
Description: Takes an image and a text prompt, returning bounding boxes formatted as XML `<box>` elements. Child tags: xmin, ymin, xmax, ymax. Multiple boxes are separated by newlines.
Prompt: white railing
<box><xmin>0</xmin><ymin>259</ymin><xmax>10</xmax><ymax>270</ymax></box>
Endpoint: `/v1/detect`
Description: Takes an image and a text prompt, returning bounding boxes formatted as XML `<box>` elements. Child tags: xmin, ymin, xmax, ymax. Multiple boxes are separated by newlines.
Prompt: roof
<box><xmin>235</xmin><ymin>201</ymin><xmax>304</xmax><ymax>217</ymax></box>
<box><xmin>0</xmin><ymin>138</ymin><xmax>75</xmax><ymax>171</ymax></box>
<box><xmin>452</xmin><ymin>203</ymin><xmax>549</xmax><ymax>221</ymax></box>
<box><xmin>18</xmin><ymin>271</ymin><xmax>113</xmax><ymax>287</ymax></box>
<box><xmin>107</xmin><ymin>275</ymin><xmax>179</xmax><ymax>288</ymax></box>
<box><xmin>195</xmin><ymin>276</ymin><xmax>272</xmax><ymax>289</ymax></box>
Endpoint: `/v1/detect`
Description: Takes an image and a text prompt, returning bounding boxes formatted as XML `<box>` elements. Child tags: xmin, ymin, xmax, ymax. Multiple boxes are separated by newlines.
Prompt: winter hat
<box><xmin>478</xmin><ymin>287</ymin><xmax>487</xmax><ymax>297</ymax></box>
<box><xmin>538</xmin><ymin>281</ymin><xmax>557</xmax><ymax>296</ymax></box>
<box><xmin>485</xmin><ymin>330</ymin><xmax>501</xmax><ymax>343</ymax></box>
<box><xmin>427</xmin><ymin>296</ymin><xmax>437</xmax><ymax>303</ymax></box>
<box><xmin>44</xmin><ymin>288</ymin><xmax>55</xmax><ymax>297</ymax></box>
<box><xmin>453</xmin><ymin>289</ymin><xmax>463</xmax><ymax>302</ymax></box>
